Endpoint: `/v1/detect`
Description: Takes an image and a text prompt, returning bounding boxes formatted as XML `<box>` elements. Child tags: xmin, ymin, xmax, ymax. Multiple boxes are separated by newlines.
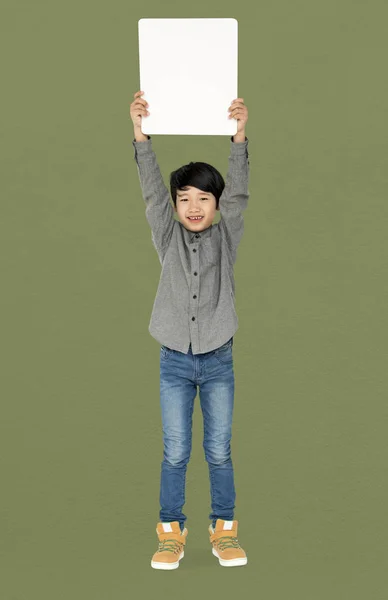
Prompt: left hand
<box><xmin>228</xmin><ymin>98</ymin><xmax>248</xmax><ymax>133</ymax></box>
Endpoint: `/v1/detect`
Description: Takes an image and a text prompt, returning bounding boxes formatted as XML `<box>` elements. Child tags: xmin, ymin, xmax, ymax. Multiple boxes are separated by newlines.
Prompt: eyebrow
<box><xmin>176</xmin><ymin>191</ymin><xmax>210</xmax><ymax>196</ymax></box>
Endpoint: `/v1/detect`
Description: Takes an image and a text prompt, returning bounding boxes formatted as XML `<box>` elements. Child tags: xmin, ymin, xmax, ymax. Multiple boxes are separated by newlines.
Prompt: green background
<box><xmin>1</xmin><ymin>0</ymin><xmax>387</xmax><ymax>598</ymax></box>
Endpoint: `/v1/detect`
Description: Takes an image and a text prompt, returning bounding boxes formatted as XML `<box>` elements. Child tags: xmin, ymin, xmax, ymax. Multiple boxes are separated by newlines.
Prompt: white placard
<box><xmin>138</xmin><ymin>18</ymin><xmax>238</xmax><ymax>136</ymax></box>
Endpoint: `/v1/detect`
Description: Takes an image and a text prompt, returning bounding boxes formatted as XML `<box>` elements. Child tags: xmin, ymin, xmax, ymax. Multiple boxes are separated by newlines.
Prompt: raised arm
<box><xmin>130</xmin><ymin>92</ymin><xmax>174</xmax><ymax>264</ymax></box>
<box><xmin>218</xmin><ymin>134</ymin><xmax>250</xmax><ymax>264</ymax></box>
<box><xmin>218</xmin><ymin>98</ymin><xmax>250</xmax><ymax>263</ymax></box>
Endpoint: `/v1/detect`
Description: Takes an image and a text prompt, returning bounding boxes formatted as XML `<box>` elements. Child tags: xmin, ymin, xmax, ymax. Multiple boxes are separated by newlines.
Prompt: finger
<box><xmin>228</xmin><ymin>102</ymin><xmax>244</xmax><ymax>111</ymax></box>
<box><xmin>228</xmin><ymin>102</ymin><xmax>245</xmax><ymax>112</ymax></box>
<box><xmin>230</xmin><ymin>98</ymin><xmax>244</xmax><ymax>106</ymax></box>
<box><xmin>229</xmin><ymin>112</ymin><xmax>246</xmax><ymax>120</ymax></box>
<box><xmin>132</xmin><ymin>98</ymin><xmax>149</xmax><ymax>108</ymax></box>
<box><xmin>136</xmin><ymin>107</ymin><xmax>150</xmax><ymax>116</ymax></box>
<box><xmin>134</xmin><ymin>91</ymin><xmax>145</xmax><ymax>97</ymax></box>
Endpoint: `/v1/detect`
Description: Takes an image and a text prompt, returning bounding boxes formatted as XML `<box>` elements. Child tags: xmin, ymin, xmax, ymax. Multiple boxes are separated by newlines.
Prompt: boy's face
<box><xmin>174</xmin><ymin>186</ymin><xmax>219</xmax><ymax>232</ymax></box>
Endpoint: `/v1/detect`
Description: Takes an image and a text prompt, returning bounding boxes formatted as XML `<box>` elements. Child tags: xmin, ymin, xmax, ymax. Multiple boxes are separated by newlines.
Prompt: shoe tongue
<box><xmin>160</xmin><ymin>521</ymin><xmax>182</xmax><ymax>534</ymax></box>
<box><xmin>216</xmin><ymin>519</ymin><xmax>235</xmax><ymax>531</ymax></box>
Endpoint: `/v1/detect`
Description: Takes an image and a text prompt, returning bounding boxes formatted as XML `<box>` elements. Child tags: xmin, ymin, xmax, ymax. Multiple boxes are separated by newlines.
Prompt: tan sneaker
<box><xmin>209</xmin><ymin>519</ymin><xmax>248</xmax><ymax>567</ymax></box>
<box><xmin>151</xmin><ymin>522</ymin><xmax>188</xmax><ymax>570</ymax></box>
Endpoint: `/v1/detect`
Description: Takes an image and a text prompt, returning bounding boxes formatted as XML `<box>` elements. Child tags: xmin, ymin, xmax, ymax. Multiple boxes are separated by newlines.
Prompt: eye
<box><xmin>180</xmin><ymin>197</ymin><xmax>208</xmax><ymax>201</ymax></box>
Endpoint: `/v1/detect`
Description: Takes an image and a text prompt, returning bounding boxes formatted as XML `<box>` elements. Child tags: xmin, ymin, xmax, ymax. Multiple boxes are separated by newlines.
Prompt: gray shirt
<box><xmin>132</xmin><ymin>135</ymin><xmax>250</xmax><ymax>355</ymax></box>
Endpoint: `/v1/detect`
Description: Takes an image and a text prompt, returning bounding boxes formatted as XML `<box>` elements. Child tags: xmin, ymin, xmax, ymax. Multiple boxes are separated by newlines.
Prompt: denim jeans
<box><xmin>158</xmin><ymin>336</ymin><xmax>236</xmax><ymax>532</ymax></box>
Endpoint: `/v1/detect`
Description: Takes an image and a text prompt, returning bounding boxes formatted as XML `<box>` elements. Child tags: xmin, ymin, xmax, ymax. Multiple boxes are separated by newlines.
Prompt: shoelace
<box><xmin>158</xmin><ymin>538</ymin><xmax>183</xmax><ymax>554</ymax></box>
<box><xmin>214</xmin><ymin>535</ymin><xmax>241</xmax><ymax>550</ymax></box>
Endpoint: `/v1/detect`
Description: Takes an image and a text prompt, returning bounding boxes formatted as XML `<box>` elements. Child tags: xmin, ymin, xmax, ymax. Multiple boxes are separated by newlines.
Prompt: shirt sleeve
<box><xmin>132</xmin><ymin>135</ymin><xmax>174</xmax><ymax>263</ymax></box>
<box><xmin>218</xmin><ymin>136</ymin><xmax>250</xmax><ymax>264</ymax></box>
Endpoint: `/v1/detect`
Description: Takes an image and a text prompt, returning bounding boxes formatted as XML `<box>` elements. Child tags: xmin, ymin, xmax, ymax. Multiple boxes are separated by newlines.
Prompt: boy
<box><xmin>130</xmin><ymin>91</ymin><xmax>250</xmax><ymax>569</ymax></box>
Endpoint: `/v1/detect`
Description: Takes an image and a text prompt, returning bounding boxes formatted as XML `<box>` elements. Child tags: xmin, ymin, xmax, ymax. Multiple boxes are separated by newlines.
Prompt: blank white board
<box><xmin>138</xmin><ymin>18</ymin><xmax>238</xmax><ymax>136</ymax></box>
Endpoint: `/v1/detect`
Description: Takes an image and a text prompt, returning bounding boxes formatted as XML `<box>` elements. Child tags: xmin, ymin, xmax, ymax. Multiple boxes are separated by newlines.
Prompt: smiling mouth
<box><xmin>187</xmin><ymin>216</ymin><xmax>204</xmax><ymax>221</ymax></box>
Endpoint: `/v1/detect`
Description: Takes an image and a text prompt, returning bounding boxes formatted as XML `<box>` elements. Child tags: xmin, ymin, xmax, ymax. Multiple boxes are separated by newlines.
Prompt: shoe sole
<box><xmin>212</xmin><ymin>547</ymin><xmax>248</xmax><ymax>567</ymax></box>
<box><xmin>151</xmin><ymin>550</ymin><xmax>184</xmax><ymax>570</ymax></box>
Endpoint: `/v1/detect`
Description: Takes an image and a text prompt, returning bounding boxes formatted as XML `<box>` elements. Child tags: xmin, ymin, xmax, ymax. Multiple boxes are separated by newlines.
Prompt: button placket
<box><xmin>191</xmin><ymin>238</ymin><xmax>200</xmax><ymax>324</ymax></box>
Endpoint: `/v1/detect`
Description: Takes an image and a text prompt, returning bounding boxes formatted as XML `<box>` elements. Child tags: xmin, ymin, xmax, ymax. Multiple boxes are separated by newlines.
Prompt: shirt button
<box><xmin>192</xmin><ymin>316</ymin><xmax>195</xmax><ymax>321</ymax></box>
<box><xmin>194</xmin><ymin>271</ymin><xmax>197</xmax><ymax>276</ymax></box>
<box><xmin>195</xmin><ymin>234</ymin><xmax>199</xmax><ymax>238</ymax></box>
<box><xmin>193</xmin><ymin>295</ymin><xmax>197</xmax><ymax>299</ymax></box>
<box><xmin>193</xmin><ymin>248</ymin><xmax>196</xmax><ymax>252</ymax></box>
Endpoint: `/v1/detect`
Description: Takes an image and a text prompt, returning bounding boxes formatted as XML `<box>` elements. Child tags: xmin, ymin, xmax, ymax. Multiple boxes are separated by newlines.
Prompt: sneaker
<box><xmin>151</xmin><ymin>521</ymin><xmax>188</xmax><ymax>570</ymax></box>
<box><xmin>209</xmin><ymin>519</ymin><xmax>248</xmax><ymax>567</ymax></box>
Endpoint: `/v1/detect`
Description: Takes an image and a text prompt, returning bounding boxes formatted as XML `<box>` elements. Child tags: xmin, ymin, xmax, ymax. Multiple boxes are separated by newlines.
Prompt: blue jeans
<box><xmin>158</xmin><ymin>336</ymin><xmax>236</xmax><ymax>532</ymax></box>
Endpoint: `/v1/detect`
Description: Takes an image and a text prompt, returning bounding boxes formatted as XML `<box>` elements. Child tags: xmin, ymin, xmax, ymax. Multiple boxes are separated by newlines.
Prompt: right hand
<box><xmin>130</xmin><ymin>90</ymin><xmax>150</xmax><ymax>131</ymax></box>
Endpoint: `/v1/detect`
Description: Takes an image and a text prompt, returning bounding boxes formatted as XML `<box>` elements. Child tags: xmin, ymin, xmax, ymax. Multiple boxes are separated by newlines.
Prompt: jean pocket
<box><xmin>213</xmin><ymin>338</ymin><xmax>233</xmax><ymax>365</ymax></box>
<box><xmin>160</xmin><ymin>345</ymin><xmax>172</xmax><ymax>361</ymax></box>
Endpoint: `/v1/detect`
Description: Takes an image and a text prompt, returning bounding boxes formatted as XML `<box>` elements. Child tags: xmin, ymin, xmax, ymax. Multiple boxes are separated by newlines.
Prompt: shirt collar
<box><xmin>181</xmin><ymin>221</ymin><xmax>213</xmax><ymax>243</ymax></box>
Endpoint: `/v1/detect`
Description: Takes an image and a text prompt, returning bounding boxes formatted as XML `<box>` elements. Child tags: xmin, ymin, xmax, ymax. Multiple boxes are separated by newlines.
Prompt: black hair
<box><xmin>170</xmin><ymin>161</ymin><xmax>225</xmax><ymax>209</ymax></box>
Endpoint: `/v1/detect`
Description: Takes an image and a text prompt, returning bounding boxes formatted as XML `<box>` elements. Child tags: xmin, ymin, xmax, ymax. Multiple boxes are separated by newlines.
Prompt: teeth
<box><xmin>188</xmin><ymin>217</ymin><xmax>203</xmax><ymax>220</ymax></box>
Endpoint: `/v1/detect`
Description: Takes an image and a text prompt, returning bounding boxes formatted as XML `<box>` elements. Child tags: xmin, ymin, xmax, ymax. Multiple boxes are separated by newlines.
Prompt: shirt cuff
<box><xmin>132</xmin><ymin>135</ymin><xmax>152</xmax><ymax>154</ymax></box>
<box><xmin>230</xmin><ymin>135</ymin><xmax>249</xmax><ymax>154</ymax></box>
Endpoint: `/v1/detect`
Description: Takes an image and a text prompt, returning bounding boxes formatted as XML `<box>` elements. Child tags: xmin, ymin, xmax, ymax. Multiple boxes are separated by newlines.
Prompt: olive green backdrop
<box><xmin>1</xmin><ymin>0</ymin><xmax>387</xmax><ymax>598</ymax></box>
